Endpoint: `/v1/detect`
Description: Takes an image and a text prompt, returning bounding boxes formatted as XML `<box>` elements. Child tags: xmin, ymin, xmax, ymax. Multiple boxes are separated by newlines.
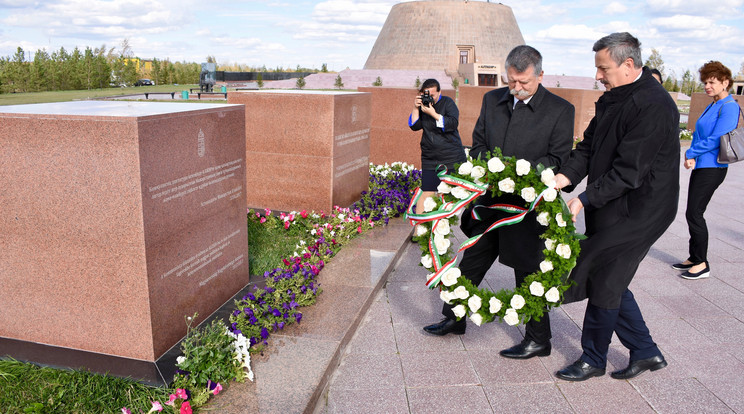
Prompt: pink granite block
<box><xmin>688</xmin><ymin>93</ymin><xmax>742</xmax><ymax>130</ymax></box>
<box><xmin>358</xmin><ymin>87</ymin><xmax>456</xmax><ymax>168</ymax></box>
<box><xmin>0</xmin><ymin>101</ymin><xmax>249</xmax><ymax>365</ymax></box>
<box><xmin>228</xmin><ymin>90</ymin><xmax>371</xmax><ymax>212</ymax></box>
<box><xmin>457</xmin><ymin>85</ymin><xmax>493</xmax><ymax>146</ymax></box>
<box><xmin>548</xmin><ymin>87</ymin><xmax>603</xmax><ymax>138</ymax></box>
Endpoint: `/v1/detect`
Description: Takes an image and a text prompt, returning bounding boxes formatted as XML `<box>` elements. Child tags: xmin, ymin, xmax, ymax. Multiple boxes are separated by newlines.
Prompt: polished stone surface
<box><xmin>0</xmin><ymin>101</ymin><xmax>249</xmax><ymax>381</ymax></box>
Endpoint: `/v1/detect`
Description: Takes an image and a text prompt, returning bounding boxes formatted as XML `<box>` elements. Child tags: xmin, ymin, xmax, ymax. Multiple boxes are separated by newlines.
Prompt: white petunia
<box><xmin>441</xmin><ymin>267</ymin><xmax>461</xmax><ymax>286</ymax></box>
<box><xmin>434</xmin><ymin>219</ymin><xmax>451</xmax><ymax>236</ymax></box>
<box><xmin>555</xmin><ymin>243</ymin><xmax>572</xmax><ymax>259</ymax></box>
<box><xmin>516</xmin><ymin>159</ymin><xmax>531</xmax><ymax>176</ymax></box>
<box><xmin>454</xmin><ymin>285</ymin><xmax>470</xmax><ymax>299</ymax></box>
<box><xmin>437</xmin><ymin>181</ymin><xmax>452</xmax><ymax>194</ymax></box>
<box><xmin>471</xmin><ymin>165</ymin><xmax>486</xmax><ymax>180</ymax></box>
<box><xmin>498</xmin><ymin>178</ymin><xmax>515</xmax><ymax>193</ymax></box>
<box><xmin>421</xmin><ymin>254</ymin><xmax>433</xmax><ymax>269</ymax></box>
<box><xmin>510</xmin><ymin>294</ymin><xmax>526</xmax><ymax>310</ymax></box>
<box><xmin>470</xmin><ymin>313</ymin><xmax>483</xmax><ymax>326</ymax></box>
<box><xmin>540</xmin><ymin>168</ymin><xmax>555</xmax><ymax>185</ymax></box>
<box><xmin>521</xmin><ymin>186</ymin><xmax>536</xmax><ymax>203</ymax></box>
<box><xmin>529</xmin><ymin>281</ymin><xmax>545</xmax><ymax>297</ymax></box>
<box><xmin>539</xmin><ymin>260</ymin><xmax>554</xmax><ymax>273</ymax></box>
<box><xmin>433</xmin><ymin>233</ymin><xmax>451</xmax><ymax>253</ymax></box>
<box><xmin>468</xmin><ymin>295</ymin><xmax>482</xmax><ymax>312</ymax></box>
<box><xmin>556</xmin><ymin>213</ymin><xmax>567</xmax><ymax>227</ymax></box>
<box><xmin>543</xmin><ymin>187</ymin><xmax>558</xmax><ymax>202</ymax></box>
<box><xmin>423</xmin><ymin>197</ymin><xmax>437</xmax><ymax>212</ymax></box>
<box><xmin>489</xmin><ymin>297</ymin><xmax>502</xmax><ymax>314</ymax></box>
<box><xmin>504</xmin><ymin>308</ymin><xmax>520</xmax><ymax>326</ymax></box>
<box><xmin>544</xmin><ymin>239</ymin><xmax>555</xmax><ymax>251</ymax></box>
<box><xmin>545</xmin><ymin>287</ymin><xmax>561</xmax><ymax>303</ymax></box>
<box><xmin>452</xmin><ymin>304</ymin><xmax>467</xmax><ymax>318</ymax></box>
<box><xmin>537</xmin><ymin>211</ymin><xmax>550</xmax><ymax>226</ymax></box>
<box><xmin>176</xmin><ymin>356</ymin><xmax>186</xmax><ymax>365</ymax></box>
<box><xmin>451</xmin><ymin>186</ymin><xmax>470</xmax><ymax>200</ymax></box>
<box><xmin>415</xmin><ymin>224</ymin><xmax>428</xmax><ymax>237</ymax></box>
<box><xmin>488</xmin><ymin>157</ymin><xmax>505</xmax><ymax>172</ymax></box>
<box><xmin>458</xmin><ymin>161</ymin><xmax>473</xmax><ymax>176</ymax></box>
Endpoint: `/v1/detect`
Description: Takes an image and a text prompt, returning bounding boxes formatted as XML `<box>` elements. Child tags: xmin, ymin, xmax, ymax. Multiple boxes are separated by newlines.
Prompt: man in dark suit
<box><xmin>554</xmin><ymin>32</ymin><xmax>679</xmax><ymax>381</ymax></box>
<box><xmin>423</xmin><ymin>45</ymin><xmax>575</xmax><ymax>360</ymax></box>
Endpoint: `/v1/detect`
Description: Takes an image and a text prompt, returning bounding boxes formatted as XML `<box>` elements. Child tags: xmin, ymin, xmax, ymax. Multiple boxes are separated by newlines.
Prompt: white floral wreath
<box><xmin>405</xmin><ymin>149</ymin><xmax>582</xmax><ymax>326</ymax></box>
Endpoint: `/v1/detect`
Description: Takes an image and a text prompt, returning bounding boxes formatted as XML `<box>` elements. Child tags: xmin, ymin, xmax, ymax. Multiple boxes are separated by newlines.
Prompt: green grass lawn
<box><xmin>0</xmin><ymin>85</ymin><xmax>200</xmax><ymax>106</ymax></box>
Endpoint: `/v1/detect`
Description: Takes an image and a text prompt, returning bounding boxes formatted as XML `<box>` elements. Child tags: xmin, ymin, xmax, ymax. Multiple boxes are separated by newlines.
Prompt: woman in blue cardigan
<box><xmin>673</xmin><ymin>61</ymin><xmax>740</xmax><ymax>279</ymax></box>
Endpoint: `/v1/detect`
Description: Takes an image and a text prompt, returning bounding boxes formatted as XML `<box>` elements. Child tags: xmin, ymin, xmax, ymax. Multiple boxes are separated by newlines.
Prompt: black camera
<box><xmin>420</xmin><ymin>90</ymin><xmax>435</xmax><ymax>107</ymax></box>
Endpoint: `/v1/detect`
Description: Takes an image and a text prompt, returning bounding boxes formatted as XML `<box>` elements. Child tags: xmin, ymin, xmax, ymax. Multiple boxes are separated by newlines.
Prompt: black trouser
<box><xmin>686</xmin><ymin>167</ymin><xmax>727</xmax><ymax>264</ymax></box>
<box><xmin>580</xmin><ymin>290</ymin><xmax>661</xmax><ymax>368</ymax></box>
<box><xmin>441</xmin><ymin>229</ymin><xmax>552</xmax><ymax>344</ymax></box>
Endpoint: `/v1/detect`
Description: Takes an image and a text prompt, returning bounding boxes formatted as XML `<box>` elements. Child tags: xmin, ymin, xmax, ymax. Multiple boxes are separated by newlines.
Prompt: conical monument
<box><xmin>364</xmin><ymin>0</ymin><xmax>525</xmax><ymax>86</ymax></box>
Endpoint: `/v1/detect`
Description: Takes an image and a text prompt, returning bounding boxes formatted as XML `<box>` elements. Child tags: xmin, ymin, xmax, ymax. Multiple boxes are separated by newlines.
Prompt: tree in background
<box><xmin>451</xmin><ymin>78</ymin><xmax>459</xmax><ymax>90</ymax></box>
<box><xmin>256</xmin><ymin>72</ymin><xmax>264</xmax><ymax>88</ymax></box>
<box><xmin>644</xmin><ymin>48</ymin><xmax>665</xmax><ymax>77</ymax></box>
<box><xmin>373</xmin><ymin>76</ymin><xmax>382</xmax><ymax>86</ymax></box>
<box><xmin>334</xmin><ymin>74</ymin><xmax>344</xmax><ymax>89</ymax></box>
<box><xmin>680</xmin><ymin>69</ymin><xmax>702</xmax><ymax>96</ymax></box>
<box><xmin>296</xmin><ymin>75</ymin><xmax>306</xmax><ymax>89</ymax></box>
<box><xmin>321</xmin><ymin>63</ymin><xmax>328</xmax><ymax>73</ymax></box>
<box><xmin>414</xmin><ymin>76</ymin><xmax>421</xmax><ymax>89</ymax></box>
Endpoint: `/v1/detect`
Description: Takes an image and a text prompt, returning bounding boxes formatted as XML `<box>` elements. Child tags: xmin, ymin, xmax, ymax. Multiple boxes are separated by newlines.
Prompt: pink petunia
<box><xmin>212</xmin><ymin>382</ymin><xmax>223</xmax><ymax>395</ymax></box>
<box><xmin>165</xmin><ymin>394</ymin><xmax>177</xmax><ymax>406</ymax></box>
<box><xmin>260</xmin><ymin>217</ymin><xmax>266</xmax><ymax>224</ymax></box>
<box><xmin>301</xmin><ymin>210</ymin><xmax>308</xmax><ymax>218</ymax></box>
<box><xmin>121</xmin><ymin>408</ymin><xmax>131</xmax><ymax>414</ymax></box>
<box><xmin>284</xmin><ymin>221</ymin><xmax>290</xmax><ymax>229</ymax></box>
<box><xmin>357</xmin><ymin>226</ymin><xmax>362</xmax><ymax>233</ymax></box>
<box><xmin>175</xmin><ymin>388</ymin><xmax>188</xmax><ymax>399</ymax></box>
<box><xmin>148</xmin><ymin>401</ymin><xmax>163</xmax><ymax>413</ymax></box>
<box><xmin>180</xmin><ymin>401</ymin><xmax>193</xmax><ymax>414</ymax></box>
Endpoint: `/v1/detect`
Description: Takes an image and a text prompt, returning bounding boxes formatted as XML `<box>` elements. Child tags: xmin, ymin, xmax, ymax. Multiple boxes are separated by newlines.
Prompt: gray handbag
<box><xmin>717</xmin><ymin>104</ymin><xmax>744</xmax><ymax>164</ymax></box>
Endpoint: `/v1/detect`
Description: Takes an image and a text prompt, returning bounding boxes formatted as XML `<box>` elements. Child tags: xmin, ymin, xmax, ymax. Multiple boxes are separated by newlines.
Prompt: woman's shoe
<box><xmin>680</xmin><ymin>263</ymin><xmax>710</xmax><ymax>280</ymax></box>
<box><xmin>671</xmin><ymin>262</ymin><xmax>693</xmax><ymax>271</ymax></box>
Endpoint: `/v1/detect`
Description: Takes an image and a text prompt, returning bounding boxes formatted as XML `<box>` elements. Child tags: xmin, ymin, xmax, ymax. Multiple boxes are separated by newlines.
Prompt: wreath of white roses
<box><xmin>405</xmin><ymin>149</ymin><xmax>582</xmax><ymax>327</ymax></box>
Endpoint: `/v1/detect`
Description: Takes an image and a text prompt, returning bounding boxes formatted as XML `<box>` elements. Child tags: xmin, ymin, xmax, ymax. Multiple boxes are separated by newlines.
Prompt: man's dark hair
<box><xmin>505</xmin><ymin>45</ymin><xmax>542</xmax><ymax>76</ymax></box>
<box><xmin>419</xmin><ymin>78</ymin><xmax>440</xmax><ymax>93</ymax></box>
<box><xmin>593</xmin><ymin>32</ymin><xmax>642</xmax><ymax>69</ymax></box>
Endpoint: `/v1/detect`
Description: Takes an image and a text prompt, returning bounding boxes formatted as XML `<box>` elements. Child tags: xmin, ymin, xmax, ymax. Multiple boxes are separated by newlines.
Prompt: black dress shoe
<box><xmin>423</xmin><ymin>318</ymin><xmax>466</xmax><ymax>336</ymax></box>
<box><xmin>671</xmin><ymin>262</ymin><xmax>694</xmax><ymax>270</ymax></box>
<box><xmin>680</xmin><ymin>263</ymin><xmax>710</xmax><ymax>280</ymax></box>
<box><xmin>499</xmin><ymin>339</ymin><xmax>551</xmax><ymax>359</ymax></box>
<box><xmin>610</xmin><ymin>355</ymin><xmax>667</xmax><ymax>379</ymax></box>
<box><xmin>555</xmin><ymin>360</ymin><xmax>605</xmax><ymax>381</ymax></box>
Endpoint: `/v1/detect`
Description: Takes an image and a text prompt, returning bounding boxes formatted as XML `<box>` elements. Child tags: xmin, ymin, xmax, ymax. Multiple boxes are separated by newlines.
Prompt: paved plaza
<box><xmin>209</xmin><ymin>144</ymin><xmax>744</xmax><ymax>413</ymax></box>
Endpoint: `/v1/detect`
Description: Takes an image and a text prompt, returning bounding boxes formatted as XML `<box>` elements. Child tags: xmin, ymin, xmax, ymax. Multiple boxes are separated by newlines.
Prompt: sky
<box><xmin>1</xmin><ymin>0</ymin><xmax>743</xmax><ymax>80</ymax></box>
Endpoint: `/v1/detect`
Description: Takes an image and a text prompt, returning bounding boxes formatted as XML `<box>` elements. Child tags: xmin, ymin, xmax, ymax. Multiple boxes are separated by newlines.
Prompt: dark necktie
<box><xmin>515</xmin><ymin>100</ymin><xmax>526</xmax><ymax>110</ymax></box>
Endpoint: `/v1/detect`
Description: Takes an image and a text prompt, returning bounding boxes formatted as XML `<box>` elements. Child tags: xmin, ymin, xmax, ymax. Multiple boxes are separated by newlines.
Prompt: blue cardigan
<box><xmin>686</xmin><ymin>95</ymin><xmax>741</xmax><ymax>169</ymax></box>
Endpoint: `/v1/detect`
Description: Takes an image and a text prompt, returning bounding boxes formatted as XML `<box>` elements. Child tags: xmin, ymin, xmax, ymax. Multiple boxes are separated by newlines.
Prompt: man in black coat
<box><xmin>423</xmin><ymin>45</ymin><xmax>575</xmax><ymax>361</ymax></box>
<box><xmin>554</xmin><ymin>32</ymin><xmax>679</xmax><ymax>381</ymax></box>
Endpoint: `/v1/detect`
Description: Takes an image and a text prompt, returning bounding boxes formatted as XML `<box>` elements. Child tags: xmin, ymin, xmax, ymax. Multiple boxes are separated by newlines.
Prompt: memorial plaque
<box><xmin>0</xmin><ymin>101</ymin><xmax>249</xmax><ymax>383</ymax></box>
<box><xmin>228</xmin><ymin>90</ymin><xmax>371</xmax><ymax>212</ymax></box>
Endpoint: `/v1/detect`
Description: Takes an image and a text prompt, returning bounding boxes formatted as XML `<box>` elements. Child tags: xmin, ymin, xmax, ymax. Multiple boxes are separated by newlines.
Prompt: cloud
<box><xmin>645</xmin><ymin>0</ymin><xmax>744</xmax><ymax>16</ymax></box>
<box><xmin>311</xmin><ymin>0</ymin><xmax>396</xmax><ymax>24</ymax></box>
<box><xmin>603</xmin><ymin>2</ymin><xmax>628</xmax><ymax>14</ymax></box>
<box><xmin>534</xmin><ymin>24</ymin><xmax>606</xmax><ymax>41</ymax></box>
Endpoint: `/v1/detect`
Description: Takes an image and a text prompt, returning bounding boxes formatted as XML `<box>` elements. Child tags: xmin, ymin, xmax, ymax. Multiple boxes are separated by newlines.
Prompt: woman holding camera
<box><xmin>673</xmin><ymin>61</ymin><xmax>740</xmax><ymax>280</ymax></box>
<box><xmin>409</xmin><ymin>78</ymin><xmax>466</xmax><ymax>213</ymax></box>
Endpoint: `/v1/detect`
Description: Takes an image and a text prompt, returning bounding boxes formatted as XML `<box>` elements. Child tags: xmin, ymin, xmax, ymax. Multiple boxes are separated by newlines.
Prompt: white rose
<box><xmin>545</xmin><ymin>287</ymin><xmax>560</xmax><ymax>303</ymax></box>
<box><xmin>420</xmin><ymin>254</ymin><xmax>433</xmax><ymax>269</ymax></box>
<box><xmin>458</xmin><ymin>161</ymin><xmax>473</xmax><ymax>176</ymax></box>
<box><xmin>543</xmin><ymin>187</ymin><xmax>558</xmax><ymax>202</ymax></box>
<box><xmin>433</xmin><ymin>233</ymin><xmax>451</xmax><ymax>253</ymax></box>
<box><xmin>441</xmin><ymin>267</ymin><xmax>461</xmax><ymax>286</ymax></box>
<box><xmin>452</xmin><ymin>304</ymin><xmax>467</xmax><ymax>318</ymax></box>
<box><xmin>440</xmin><ymin>289</ymin><xmax>454</xmax><ymax>304</ymax></box>
<box><xmin>544</xmin><ymin>239</ymin><xmax>555</xmax><ymax>251</ymax></box>
<box><xmin>516</xmin><ymin>159</ymin><xmax>531</xmax><ymax>176</ymax></box>
<box><xmin>529</xmin><ymin>281</ymin><xmax>545</xmax><ymax>297</ymax></box>
<box><xmin>521</xmin><ymin>187</ymin><xmax>536</xmax><ymax>203</ymax></box>
<box><xmin>454</xmin><ymin>285</ymin><xmax>470</xmax><ymax>299</ymax></box>
<box><xmin>555</xmin><ymin>243</ymin><xmax>572</xmax><ymax>259</ymax></box>
<box><xmin>556</xmin><ymin>213</ymin><xmax>567</xmax><ymax>227</ymax></box>
<box><xmin>437</xmin><ymin>181</ymin><xmax>452</xmax><ymax>194</ymax></box>
<box><xmin>540</xmin><ymin>168</ymin><xmax>555</xmax><ymax>184</ymax></box>
<box><xmin>451</xmin><ymin>186</ymin><xmax>470</xmax><ymax>200</ymax></box>
<box><xmin>537</xmin><ymin>211</ymin><xmax>550</xmax><ymax>226</ymax></box>
<box><xmin>423</xmin><ymin>196</ymin><xmax>437</xmax><ymax>212</ymax></box>
<box><xmin>470</xmin><ymin>165</ymin><xmax>486</xmax><ymax>180</ymax></box>
<box><xmin>510</xmin><ymin>294</ymin><xmax>526</xmax><ymax>310</ymax></box>
<box><xmin>434</xmin><ymin>219</ymin><xmax>451</xmax><ymax>236</ymax></box>
<box><xmin>488</xmin><ymin>157</ymin><xmax>505</xmax><ymax>172</ymax></box>
<box><xmin>470</xmin><ymin>313</ymin><xmax>483</xmax><ymax>326</ymax></box>
<box><xmin>504</xmin><ymin>308</ymin><xmax>520</xmax><ymax>326</ymax></box>
<box><xmin>489</xmin><ymin>297</ymin><xmax>502</xmax><ymax>314</ymax></box>
<box><xmin>468</xmin><ymin>295</ymin><xmax>482</xmax><ymax>312</ymax></box>
<box><xmin>539</xmin><ymin>260</ymin><xmax>554</xmax><ymax>273</ymax></box>
<box><xmin>415</xmin><ymin>224</ymin><xmax>428</xmax><ymax>237</ymax></box>
<box><xmin>498</xmin><ymin>178</ymin><xmax>515</xmax><ymax>193</ymax></box>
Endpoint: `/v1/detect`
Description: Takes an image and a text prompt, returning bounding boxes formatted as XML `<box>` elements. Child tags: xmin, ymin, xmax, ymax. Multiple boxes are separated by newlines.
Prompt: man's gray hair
<box><xmin>593</xmin><ymin>32</ymin><xmax>642</xmax><ymax>69</ymax></box>
<box><xmin>505</xmin><ymin>45</ymin><xmax>542</xmax><ymax>76</ymax></box>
